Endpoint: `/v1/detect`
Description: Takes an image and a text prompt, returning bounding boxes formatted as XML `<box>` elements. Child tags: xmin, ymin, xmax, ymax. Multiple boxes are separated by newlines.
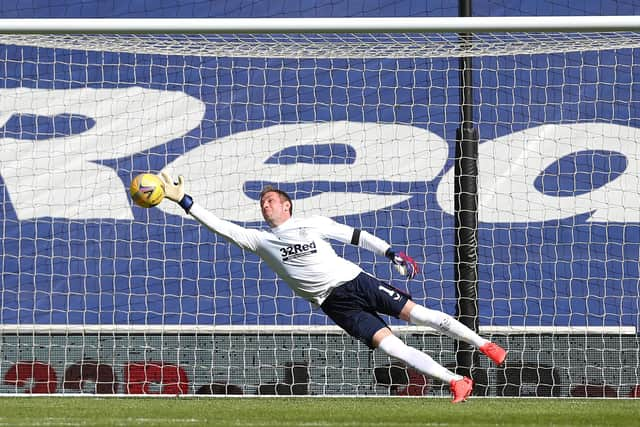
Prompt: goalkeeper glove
<box><xmin>158</xmin><ymin>171</ymin><xmax>193</xmax><ymax>213</ymax></box>
<box><xmin>385</xmin><ymin>249</ymin><xmax>419</xmax><ymax>280</ymax></box>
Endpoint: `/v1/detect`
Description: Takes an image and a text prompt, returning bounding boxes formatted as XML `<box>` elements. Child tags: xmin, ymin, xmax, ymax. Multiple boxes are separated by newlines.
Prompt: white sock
<box><xmin>377</xmin><ymin>334</ymin><xmax>462</xmax><ymax>384</ymax></box>
<box><xmin>409</xmin><ymin>305</ymin><xmax>489</xmax><ymax>348</ymax></box>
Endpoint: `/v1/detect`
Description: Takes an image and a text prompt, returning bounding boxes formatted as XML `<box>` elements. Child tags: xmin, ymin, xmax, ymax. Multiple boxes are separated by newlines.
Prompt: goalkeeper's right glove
<box><xmin>158</xmin><ymin>171</ymin><xmax>193</xmax><ymax>213</ymax></box>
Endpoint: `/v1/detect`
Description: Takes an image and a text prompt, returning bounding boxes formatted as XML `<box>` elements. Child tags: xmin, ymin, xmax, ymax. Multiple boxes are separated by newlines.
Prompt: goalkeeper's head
<box><xmin>259</xmin><ymin>186</ymin><xmax>293</xmax><ymax>227</ymax></box>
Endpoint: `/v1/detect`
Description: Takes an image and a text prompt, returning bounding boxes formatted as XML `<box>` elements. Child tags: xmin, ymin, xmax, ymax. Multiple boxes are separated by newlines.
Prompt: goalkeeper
<box><xmin>158</xmin><ymin>172</ymin><xmax>506</xmax><ymax>403</ymax></box>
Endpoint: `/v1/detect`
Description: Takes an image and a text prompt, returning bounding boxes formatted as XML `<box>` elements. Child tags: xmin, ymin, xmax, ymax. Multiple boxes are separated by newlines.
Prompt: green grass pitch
<box><xmin>0</xmin><ymin>397</ymin><xmax>638</xmax><ymax>426</ymax></box>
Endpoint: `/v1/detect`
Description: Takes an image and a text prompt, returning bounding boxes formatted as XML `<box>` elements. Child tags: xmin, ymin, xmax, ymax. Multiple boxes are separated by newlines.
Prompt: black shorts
<box><xmin>320</xmin><ymin>272</ymin><xmax>411</xmax><ymax>348</ymax></box>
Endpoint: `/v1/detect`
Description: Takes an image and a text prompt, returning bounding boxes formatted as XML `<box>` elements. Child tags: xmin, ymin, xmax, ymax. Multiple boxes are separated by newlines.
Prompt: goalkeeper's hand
<box><xmin>157</xmin><ymin>171</ymin><xmax>194</xmax><ymax>213</ymax></box>
<box><xmin>158</xmin><ymin>171</ymin><xmax>185</xmax><ymax>202</ymax></box>
<box><xmin>386</xmin><ymin>249</ymin><xmax>419</xmax><ymax>280</ymax></box>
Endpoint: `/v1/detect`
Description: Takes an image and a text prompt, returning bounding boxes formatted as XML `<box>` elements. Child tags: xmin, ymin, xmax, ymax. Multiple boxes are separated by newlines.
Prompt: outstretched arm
<box><xmin>157</xmin><ymin>172</ymin><xmax>261</xmax><ymax>252</ymax></box>
<box><xmin>318</xmin><ymin>216</ymin><xmax>419</xmax><ymax>280</ymax></box>
<box><xmin>354</xmin><ymin>228</ymin><xmax>419</xmax><ymax>280</ymax></box>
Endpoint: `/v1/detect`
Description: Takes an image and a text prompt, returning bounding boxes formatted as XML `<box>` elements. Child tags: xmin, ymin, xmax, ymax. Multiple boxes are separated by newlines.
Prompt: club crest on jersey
<box><xmin>280</xmin><ymin>241</ymin><xmax>317</xmax><ymax>262</ymax></box>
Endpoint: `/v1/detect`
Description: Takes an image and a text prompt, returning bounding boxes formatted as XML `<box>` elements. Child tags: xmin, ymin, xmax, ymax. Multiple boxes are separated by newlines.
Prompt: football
<box><xmin>130</xmin><ymin>173</ymin><xmax>165</xmax><ymax>208</ymax></box>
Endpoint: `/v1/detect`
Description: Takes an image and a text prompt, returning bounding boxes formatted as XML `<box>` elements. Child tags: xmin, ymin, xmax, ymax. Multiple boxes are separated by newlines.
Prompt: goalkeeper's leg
<box><xmin>374</xmin><ymin>329</ymin><xmax>473</xmax><ymax>403</ymax></box>
<box><xmin>376</xmin><ymin>330</ymin><xmax>460</xmax><ymax>383</ymax></box>
<box><xmin>400</xmin><ymin>300</ymin><xmax>506</xmax><ymax>365</ymax></box>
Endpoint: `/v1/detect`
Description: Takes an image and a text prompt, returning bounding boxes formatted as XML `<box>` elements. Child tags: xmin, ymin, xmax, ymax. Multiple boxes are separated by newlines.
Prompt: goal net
<box><xmin>0</xmin><ymin>19</ymin><xmax>639</xmax><ymax>397</ymax></box>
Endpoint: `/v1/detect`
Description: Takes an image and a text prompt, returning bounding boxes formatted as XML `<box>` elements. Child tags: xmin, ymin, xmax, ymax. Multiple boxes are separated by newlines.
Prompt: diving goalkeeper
<box><xmin>157</xmin><ymin>172</ymin><xmax>506</xmax><ymax>403</ymax></box>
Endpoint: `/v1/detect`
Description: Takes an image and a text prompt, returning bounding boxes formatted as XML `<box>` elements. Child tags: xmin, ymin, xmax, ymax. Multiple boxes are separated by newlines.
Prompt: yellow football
<box><xmin>130</xmin><ymin>173</ymin><xmax>165</xmax><ymax>208</ymax></box>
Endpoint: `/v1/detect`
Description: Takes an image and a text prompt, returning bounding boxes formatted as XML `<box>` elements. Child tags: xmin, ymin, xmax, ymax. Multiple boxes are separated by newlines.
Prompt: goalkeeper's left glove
<box><xmin>158</xmin><ymin>171</ymin><xmax>193</xmax><ymax>213</ymax></box>
<box><xmin>385</xmin><ymin>249</ymin><xmax>419</xmax><ymax>280</ymax></box>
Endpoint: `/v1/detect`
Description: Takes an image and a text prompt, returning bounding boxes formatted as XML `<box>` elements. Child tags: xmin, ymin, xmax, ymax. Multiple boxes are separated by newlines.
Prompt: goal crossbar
<box><xmin>0</xmin><ymin>16</ymin><xmax>639</xmax><ymax>34</ymax></box>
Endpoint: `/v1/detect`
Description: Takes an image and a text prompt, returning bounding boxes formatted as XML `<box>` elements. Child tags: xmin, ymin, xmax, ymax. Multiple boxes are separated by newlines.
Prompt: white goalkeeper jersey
<box><xmin>189</xmin><ymin>202</ymin><xmax>390</xmax><ymax>305</ymax></box>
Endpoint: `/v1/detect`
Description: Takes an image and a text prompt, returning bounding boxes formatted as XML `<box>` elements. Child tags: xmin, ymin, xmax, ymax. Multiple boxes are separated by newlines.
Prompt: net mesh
<box><xmin>2</xmin><ymin>32</ymin><xmax>640</xmax><ymax>58</ymax></box>
<box><xmin>0</xmin><ymin>30</ymin><xmax>638</xmax><ymax>396</ymax></box>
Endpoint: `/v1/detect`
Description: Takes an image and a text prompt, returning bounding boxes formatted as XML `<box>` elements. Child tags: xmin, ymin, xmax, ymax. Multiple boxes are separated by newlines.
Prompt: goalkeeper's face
<box><xmin>260</xmin><ymin>191</ymin><xmax>292</xmax><ymax>227</ymax></box>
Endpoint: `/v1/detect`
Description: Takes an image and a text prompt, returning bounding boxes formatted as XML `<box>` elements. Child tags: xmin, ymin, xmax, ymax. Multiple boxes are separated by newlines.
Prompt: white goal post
<box><xmin>0</xmin><ymin>16</ymin><xmax>639</xmax><ymax>397</ymax></box>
